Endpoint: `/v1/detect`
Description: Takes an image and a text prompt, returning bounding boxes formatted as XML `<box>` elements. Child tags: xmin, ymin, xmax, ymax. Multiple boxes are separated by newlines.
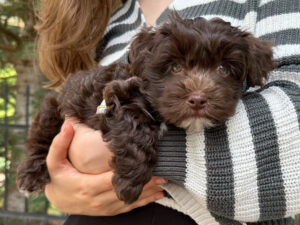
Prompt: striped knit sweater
<box><xmin>96</xmin><ymin>1</ymin><xmax>300</xmax><ymax>225</ymax></box>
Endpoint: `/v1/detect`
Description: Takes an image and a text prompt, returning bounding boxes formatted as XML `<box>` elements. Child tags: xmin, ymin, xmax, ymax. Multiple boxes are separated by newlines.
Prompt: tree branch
<box><xmin>0</xmin><ymin>24</ymin><xmax>22</xmax><ymax>52</ymax></box>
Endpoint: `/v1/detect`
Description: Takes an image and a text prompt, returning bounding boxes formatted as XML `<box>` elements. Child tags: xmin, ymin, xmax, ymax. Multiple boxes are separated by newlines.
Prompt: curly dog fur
<box><xmin>17</xmin><ymin>13</ymin><xmax>275</xmax><ymax>203</ymax></box>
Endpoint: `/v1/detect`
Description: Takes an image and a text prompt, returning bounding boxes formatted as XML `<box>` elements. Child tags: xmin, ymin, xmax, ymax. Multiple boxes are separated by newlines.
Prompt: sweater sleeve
<box><xmin>153</xmin><ymin>70</ymin><xmax>300</xmax><ymax>223</ymax></box>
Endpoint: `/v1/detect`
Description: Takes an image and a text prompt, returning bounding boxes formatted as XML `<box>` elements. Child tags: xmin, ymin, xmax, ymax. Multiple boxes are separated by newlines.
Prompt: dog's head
<box><xmin>129</xmin><ymin>13</ymin><xmax>275</xmax><ymax>131</ymax></box>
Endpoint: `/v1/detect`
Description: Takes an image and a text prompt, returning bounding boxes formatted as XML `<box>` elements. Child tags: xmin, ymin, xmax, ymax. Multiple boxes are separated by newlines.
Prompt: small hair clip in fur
<box><xmin>96</xmin><ymin>100</ymin><xmax>107</xmax><ymax>114</ymax></box>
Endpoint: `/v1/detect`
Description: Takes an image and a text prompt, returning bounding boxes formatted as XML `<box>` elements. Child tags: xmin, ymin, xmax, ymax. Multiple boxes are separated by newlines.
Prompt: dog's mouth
<box><xmin>177</xmin><ymin>117</ymin><xmax>215</xmax><ymax>132</ymax></box>
<box><xmin>184</xmin><ymin>106</ymin><xmax>212</xmax><ymax>119</ymax></box>
<box><xmin>179</xmin><ymin>108</ymin><xmax>228</xmax><ymax>130</ymax></box>
<box><xmin>189</xmin><ymin>111</ymin><xmax>207</xmax><ymax>118</ymax></box>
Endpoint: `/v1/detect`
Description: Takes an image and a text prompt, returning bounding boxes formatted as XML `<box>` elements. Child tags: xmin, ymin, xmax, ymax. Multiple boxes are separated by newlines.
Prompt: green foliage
<box><xmin>28</xmin><ymin>194</ymin><xmax>47</xmax><ymax>213</ymax></box>
<box><xmin>18</xmin><ymin>41</ymin><xmax>35</xmax><ymax>58</ymax></box>
<box><xmin>0</xmin><ymin>218</ymin><xmax>24</xmax><ymax>225</ymax></box>
<box><xmin>0</xmin><ymin>0</ymin><xmax>32</xmax><ymax>22</ymax></box>
<box><xmin>0</xmin><ymin>154</ymin><xmax>10</xmax><ymax>173</ymax></box>
<box><xmin>0</xmin><ymin>1</ymin><xmax>65</xmax><ymax>222</ymax></box>
<box><xmin>0</xmin><ymin>65</ymin><xmax>16</xmax><ymax>78</ymax></box>
<box><xmin>31</xmin><ymin>87</ymin><xmax>49</xmax><ymax>116</ymax></box>
<box><xmin>0</xmin><ymin>65</ymin><xmax>64</xmax><ymax>219</ymax></box>
<box><xmin>0</xmin><ymin>65</ymin><xmax>16</xmax><ymax>119</ymax></box>
<box><xmin>0</xmin><ymin>0</ymin><xmax>37</xmax><ymax>68</ymax></box>
<box><xmin>27</xmin><ymin>193</ymin><xmax>66</xmax><ymax>217</ymax></box>
<box><xmin>0</xmin><ymin>51</ymin><xmax>5</xmax><ymax>68</ymax></box>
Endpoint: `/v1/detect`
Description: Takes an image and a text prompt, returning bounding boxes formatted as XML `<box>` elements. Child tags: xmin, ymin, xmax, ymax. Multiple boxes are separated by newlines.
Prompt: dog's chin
<box><xmin>177</xmin><ymin>118</ymin><xmax>214</xmax><ymax>132</ymax></box>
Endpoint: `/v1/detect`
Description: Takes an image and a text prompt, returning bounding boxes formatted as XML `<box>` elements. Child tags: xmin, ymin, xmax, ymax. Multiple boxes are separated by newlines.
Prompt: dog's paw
<box><xmin>112</xmin><ymin>175</ymin><xmax>145</xmax><ymax>204</ymax></box>
<box><xmin>17</xmin><ymin>174</ymin><xmax>49</xmax><ymax>193</ymax></box>
<box><xmin>16</xmin><ymin>165</ymin><xmax>50</xmax><ymax>194</ymax></box>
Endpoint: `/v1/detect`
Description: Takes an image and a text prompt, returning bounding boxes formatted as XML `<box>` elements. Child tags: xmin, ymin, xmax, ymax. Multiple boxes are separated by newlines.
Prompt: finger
<box><xmin>139</xmin><ymin>185</ymin><xmax>164</xmax><ymax>199</ymax></box>
<box><xmin>91</xmin><ymin>181</ymin><xmax>161</xmax><ymax>210</ymax></box>
<box><xmin>120</xmin><ymin>191</ymin><xmax>165</xmax><ymax>214</ymax></box>
<box><xmin>46</xmin><ymin>123</ymin><xmax>74</xmax><ymax>171</ymax></box>
<box><xmin>144</xmin><ymin>176</ymin><xmax>168</xmax><ymax>189</ymax></box>
<box><xmin>81</xmin><ymin>171</ymin><xmax>114</xmax><ymax>195</ymax></box>
<box><xmin>103</xmin><ymin>183</ymin><xmax>164</xmax><ymax>213</ymax></box>
<box><xmin>134</xmin><ymin>191</ymin><xmax>165</xmax><ymax>207</ymax></box>
<box><xmin>87</xmin><ymin>175</ymin><xmax>166</xmax><ymax>207</ymax></box>
<box><xmin>86</xmin><ymin>174</ymin><xmax>167</xmax><ymax>198</ymax></box>
<box><xmin>85</xmin><ymin>185</ymin><xmax>165</xmax><ymax>216</ymax></box>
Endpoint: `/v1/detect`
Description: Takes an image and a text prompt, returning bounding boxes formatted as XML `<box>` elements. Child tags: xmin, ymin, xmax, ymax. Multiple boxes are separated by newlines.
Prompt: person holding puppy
<box><xmin>37</xmin><ymin>0</ymin><xmax>300</xmax><ymax>224</ymax></box>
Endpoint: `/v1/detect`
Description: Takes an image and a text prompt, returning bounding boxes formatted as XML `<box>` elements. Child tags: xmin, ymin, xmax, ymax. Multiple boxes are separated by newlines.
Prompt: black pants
<box><xmin>64</xmin><ymin>203</ymin><xmax>197</xmax><ymax>225</ymax></box>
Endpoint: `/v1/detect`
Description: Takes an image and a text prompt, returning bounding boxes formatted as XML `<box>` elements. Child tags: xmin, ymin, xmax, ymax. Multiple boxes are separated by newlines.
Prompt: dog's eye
<box><xmin>172</xmin><ymin>64</ymin><xmax>182</xmax><ymax>73</ymax></box>
<box><xmin>217</xmin><ymin>65</ymin><xmax>229</xmax><ymax>76</ymax></box>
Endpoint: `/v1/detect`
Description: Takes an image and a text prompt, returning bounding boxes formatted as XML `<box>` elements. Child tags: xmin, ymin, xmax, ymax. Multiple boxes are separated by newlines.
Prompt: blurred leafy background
<box><xmin>0</xmin><ymin>0</ymin><xmax>64</xmax><ymax>224</ymax></box>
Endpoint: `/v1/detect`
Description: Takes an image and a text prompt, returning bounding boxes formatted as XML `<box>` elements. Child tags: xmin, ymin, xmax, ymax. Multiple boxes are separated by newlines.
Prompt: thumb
<box><xmin>46</xmin><ymin>122</ymin><xmax>74</xmax><ymax>172</ymax></box>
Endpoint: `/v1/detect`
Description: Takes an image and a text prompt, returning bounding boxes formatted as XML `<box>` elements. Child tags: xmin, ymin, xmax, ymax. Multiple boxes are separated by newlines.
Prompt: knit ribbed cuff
<box><xmin>247</xmin><ymin>217</ymin><xmax>295</xmax><ymax>225</ymax></box>
<box><xmin>276</xmin><ymin>64</ymin><xmax>300</xmax><ymax>73</ymax></box>
<box><xmin>153</xmin><ymin>125</ymin><xmax>187</xmax><ymax>183</ymax></box>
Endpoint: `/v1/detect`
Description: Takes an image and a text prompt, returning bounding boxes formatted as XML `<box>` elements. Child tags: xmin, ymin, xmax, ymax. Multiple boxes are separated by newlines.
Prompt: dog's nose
<box><xmin>187</xmin><ymin>93</ymin><xmax>207</xmax><ymax>110</ymax></box>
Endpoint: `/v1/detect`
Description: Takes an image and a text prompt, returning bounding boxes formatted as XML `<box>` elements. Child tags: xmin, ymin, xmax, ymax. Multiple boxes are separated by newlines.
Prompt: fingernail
<box><xmin>155</xmin><ymin>192</ymin><xmax>164</xmax><ymax>200</ymax></box>
<box><xmin>155</xmin><ymin>178</ymin><xmax>168</xmax><ymax>185</ymax></box>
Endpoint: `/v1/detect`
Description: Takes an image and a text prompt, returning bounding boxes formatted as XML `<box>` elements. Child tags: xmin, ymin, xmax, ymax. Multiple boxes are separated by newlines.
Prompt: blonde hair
<box><xmin>37</xmin><ymin>0</ymin><xmax>123</xmax><ymax>88</ymax></box>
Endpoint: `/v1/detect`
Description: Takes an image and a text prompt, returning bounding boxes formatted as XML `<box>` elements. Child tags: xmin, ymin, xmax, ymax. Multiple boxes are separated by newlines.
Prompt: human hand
<box><xmin>66</xmin><ymin>117</ymin><xmax>112</xmax><ymax>174</ymax></box>
<box><xmin>45</xmin><ymin>122</ymin><xmax>167</xmax><ymax>216</ymax></box>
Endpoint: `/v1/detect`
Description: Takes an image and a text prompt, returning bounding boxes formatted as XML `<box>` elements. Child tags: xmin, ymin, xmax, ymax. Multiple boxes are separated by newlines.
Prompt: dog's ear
<box><xmin>245</xmin><ymin>35</ymin><xmax>275</xmax><ymax>87</ymax></box>
<box><xmin>129</xmin><ymin>28</ymin><xmax>156</xmax><ymax>76</ymax></box>
<box><xmin>208</xmin><ymin>18</ymin><xmax>275</xmax><ymax>87</ymax></box>
<box><xmin>101</xmin><ymin>77</ymin><xmax>158</xmax><ymax>203</ymax></box>
<box><xmin>103</xmin><ymin>77</ymin><xmax>145</xmax><ymax>116</ymax></box>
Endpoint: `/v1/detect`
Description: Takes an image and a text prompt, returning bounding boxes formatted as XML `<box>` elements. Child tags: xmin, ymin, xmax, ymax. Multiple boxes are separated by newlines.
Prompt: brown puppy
<box><xmin>17</xmin><ymin>13</ymin><xmax>275</xmax><ymax>204</ymax></box>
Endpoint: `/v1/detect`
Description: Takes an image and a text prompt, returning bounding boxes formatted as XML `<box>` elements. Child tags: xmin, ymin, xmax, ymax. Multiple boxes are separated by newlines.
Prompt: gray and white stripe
<box><xmin>262</xmin><ymin>81</ymin><xmax>300</xmax><ymax>217</ymax></box>
<box><xmin>98</xmin><ymin>0</ymin><xmax>145</xmax><ymax>65</ymax></box>
<box><xmin>243</xmin><ymin>90</ymin><xmax>286</xmax><ymax>220</ymax></box>
<box><xmin>227</xmin><ymin>101</ymin><xmax>260</xmax><ymax>222</ymax></box>
<box><xmin>204</xmin><ymin>124</ymin><xmax>236</xmax><ymax>220</ymax></box>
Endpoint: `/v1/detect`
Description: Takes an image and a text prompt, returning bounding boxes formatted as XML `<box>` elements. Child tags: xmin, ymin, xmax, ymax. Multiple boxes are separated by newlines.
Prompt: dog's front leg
<box><xmin>100</xmin><ymin>78</ymin><xmax>161</xmax><ymax>204</ymax></box>
<box><xmin>16</xmin><ymin>92</ymin><xmax>63</xmax><ymax>193</ymax></box>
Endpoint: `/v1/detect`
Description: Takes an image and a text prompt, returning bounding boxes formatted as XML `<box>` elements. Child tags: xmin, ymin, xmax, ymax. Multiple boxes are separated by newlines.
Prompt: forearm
<box><xmin>154</xmin><ymin>70</ymin><xmax>300</xmax><ymax>222</ymax></box>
